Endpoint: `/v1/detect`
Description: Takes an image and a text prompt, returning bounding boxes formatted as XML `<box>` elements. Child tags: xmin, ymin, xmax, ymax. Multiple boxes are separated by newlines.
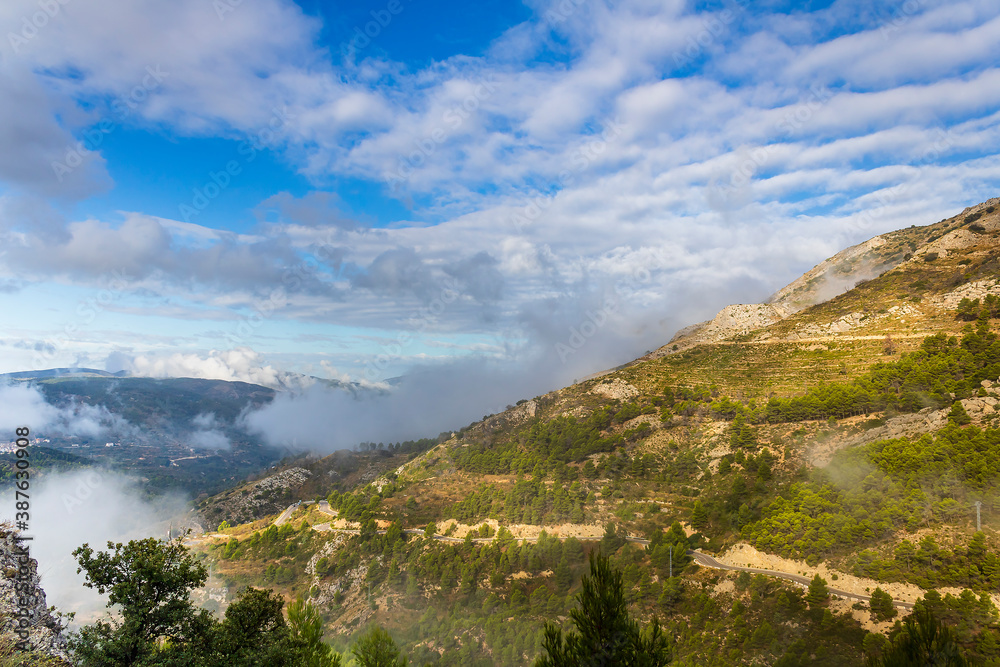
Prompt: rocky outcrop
<box><xmin>0</xmin><ymin>524</ymin><xmax>70</xmax><ymax>663</ymax></box>
<box><xmin>666</xmin><ymin>304</ymin><xmax>792</xmax><ymax>348</ymax></box>
<box><xmin>932</xmin><ymin>279</ymin><xmax>1000</xmax><ymax>310</ymax></box>
<box><xmin>768</xmin><ymin>236</ymin><xmax>895</xmax><ymax>313</ymax></box>
<box><xmin>808</xmin><ymin>392</ymin><xmax>1000</xmax><ymax>466</ymax></box>
<box><xmin>590</xmin><ymin>378</ymin><xmax>639</xmax><ymax>400</ymax></box>
<box><xmin>206</xmin><ymin>467</ymin><xmax>313</xmax><ymax>524</ymax></box>
<box><xmin>473</xmin><ymin>400</ymin><xmax>538</xmax><ymax>436</ymax></box>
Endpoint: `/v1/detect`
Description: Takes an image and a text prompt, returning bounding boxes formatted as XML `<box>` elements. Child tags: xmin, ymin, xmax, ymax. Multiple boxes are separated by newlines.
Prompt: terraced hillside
<box><xmin>189</xmin><ymin>198</ymin><xmax>1000</xmax><ymax>666</ymax></box>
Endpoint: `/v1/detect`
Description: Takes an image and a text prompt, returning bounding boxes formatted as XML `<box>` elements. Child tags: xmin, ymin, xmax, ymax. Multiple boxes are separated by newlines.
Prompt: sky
<box><xmin>1</xmin><ymin>0</ymin><xmax>999</xmax><ymax>416</ymax></box>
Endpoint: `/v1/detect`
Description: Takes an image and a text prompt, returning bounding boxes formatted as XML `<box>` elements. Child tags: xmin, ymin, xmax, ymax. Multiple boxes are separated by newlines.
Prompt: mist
<box><xmin>242</xmin><ymin>279</ymin><xmax>685</xmax><ymax>453</ymax></box>
<box><xmin>0</xmin><ymin>381</ymin><xmax>135</xmax><ymax>438</ymax></box>
<box><xmin>3</xmin><ymin>469</ymin><xmax>190</xmax><ymax>625</ymax></box>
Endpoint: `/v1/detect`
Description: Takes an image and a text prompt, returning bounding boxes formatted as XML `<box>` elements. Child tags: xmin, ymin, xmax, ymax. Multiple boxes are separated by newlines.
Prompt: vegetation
<box><xmin>762</xmin><ymin>322</ymin><xmax>1000</xmax><ymax>422</ymax></box>
<box><xmin>29</xmin><ymin>206</ymin><xmax>1000</xmax><ymax>665</ymax></box>
<box><xmin>535</xmin><ymin>553</ymin><xmax>671</xmax><ymax>666</ymax></box>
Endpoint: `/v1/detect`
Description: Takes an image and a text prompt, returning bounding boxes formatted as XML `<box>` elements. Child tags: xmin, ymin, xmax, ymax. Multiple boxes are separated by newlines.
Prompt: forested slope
<box><xmin>183</xmin><ymin>199</ymin><xmax>1000</xmax><ymax>666</ymax></box>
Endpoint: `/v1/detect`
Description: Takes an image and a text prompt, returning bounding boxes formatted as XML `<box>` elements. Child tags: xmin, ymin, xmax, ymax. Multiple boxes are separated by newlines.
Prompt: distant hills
<box><xmin>0</xmin><ymin>367</ymin><xmax>130</xmax><ymax>380</ymax></box>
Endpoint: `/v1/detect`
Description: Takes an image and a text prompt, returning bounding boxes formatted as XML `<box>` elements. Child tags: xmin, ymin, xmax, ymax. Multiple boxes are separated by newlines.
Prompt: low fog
<box><xmin>3</xmin><ymin>470</ymin><xmax>189</xmax><ymax>625</ymax></box>
<box><xmin>240</xmin><ymin>278</ymin><xmax>708</xmax><ymax>452</ymax></box>
<box><xmin>0</xmin><ymin>382</ymin><xmax>132</xmax><ymax>437</ymax></box>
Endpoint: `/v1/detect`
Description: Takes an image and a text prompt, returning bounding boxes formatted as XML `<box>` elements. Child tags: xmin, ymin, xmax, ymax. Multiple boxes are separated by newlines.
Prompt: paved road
<box><xmin>689</xmin><ymin>551</ymin><xmax>915</xmax><ymax>610</ymax></box>
<box><xmin>273</xmin><ymin>503</ymin><xmax>298</xmax><ymax>526</ymax></box>
<box><xmin>261</xmin><ymin>508</ymin><xmax>917</xmax><ymax>611</ymax></box>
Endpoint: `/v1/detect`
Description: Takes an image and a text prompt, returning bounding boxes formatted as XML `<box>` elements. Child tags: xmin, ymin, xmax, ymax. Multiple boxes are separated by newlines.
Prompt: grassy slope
<box><xmin>192</xmin><ymin>201</ymin><xmax>1000</xmax><ymax>666</ymax></box>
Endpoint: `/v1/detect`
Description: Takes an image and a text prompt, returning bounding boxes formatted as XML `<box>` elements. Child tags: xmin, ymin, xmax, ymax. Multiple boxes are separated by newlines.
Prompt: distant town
<box><xmin>0</xmin><ymin>437</ymin><xmax>50</xmax><ymax>453</ymax></box>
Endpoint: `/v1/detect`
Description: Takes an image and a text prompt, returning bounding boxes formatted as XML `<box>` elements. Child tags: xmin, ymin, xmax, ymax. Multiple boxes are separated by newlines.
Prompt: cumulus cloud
<box><xmin>0</xmin><ymin>0</ymin><xmax>998</xmax><ymax>415</ymax></box>
<box><xmin>124</xmin><ymin>347</ymin><xmax>311</xmax><ymax>390</ymax></box>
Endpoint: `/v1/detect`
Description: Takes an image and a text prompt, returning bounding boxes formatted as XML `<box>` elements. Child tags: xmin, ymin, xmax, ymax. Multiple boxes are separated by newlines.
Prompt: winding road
<box><xmin>267</xmin><ymin>503</ymin><xmax>916</xmax><ymax>610</ymax></box>
<box><xmin>689</xmin><ymin>551</ymin><xmax>915</xmax><ymax>610</ymax></box>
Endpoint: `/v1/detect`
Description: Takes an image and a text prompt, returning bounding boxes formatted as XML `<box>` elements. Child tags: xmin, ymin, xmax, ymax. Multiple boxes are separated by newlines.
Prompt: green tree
<box><xmin>555</xmin><ymin>555</ymin><xmax>573</xmax><ymax>593</ymax></box>
<box><xmin>209</xmin><ymin>587</ymin><xmax>296</xmax><ymax>667</ymax></box>
<box><xmin>690</xmin><ymin>501</ymin><xmax>709</xmax><ymax>531</ymax></box>
<box><xmin>69</xmin><ymin>538</ymin><xmax>211</xmax><ymax>665</ymax></box>
<box><xmin>535</xmin><ymin>554</ymin><xmax>672</xmax><ymax>666</ymax></box>
<box><xmin>806</xmin><ymin>574</ymin><xmax>829</xmax><ymax>609</ymax></box>
<box><xmin>869</xmin><ymin>588</ymin><xmax>897</xmax><ymax>623</ymax></box>
<box><xmin>288</xmin><ymin>597</ymin><xmax>341</xmax><ymax>667</ymax></box>
<box><xmin>867</xmin><ymin>607</ymin><xmax>969</xmax><ymax>666</ymax></box>
<box><xmin>68</xmin><ymin>539</ymin><xmax>307</xmax><ymax>667</ymax></box>
<box><xmin>600</xmin><ymin>523</ymin><xmax>627</xmax><ymax>554</ymax></box>
<box><xmin>351</xmin><ymin>626</ymin><xmax>407</xmax><ymax>667</ymax></box>
<box><xmin>948</xmin><ymin>401</ymin><xmax>972</xmax><ymax>426</ymax></box>
<box><xmin>658</xmin><ymin>577</ymin><xmax>683</xmax><ymax>609</ymax></box>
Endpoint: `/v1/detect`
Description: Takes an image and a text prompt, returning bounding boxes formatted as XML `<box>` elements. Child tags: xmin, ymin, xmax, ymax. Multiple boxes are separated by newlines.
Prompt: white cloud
<box><xmin>0</xmin><ymin>0</ymin><xmax>998</xmax><ymax>399</ymax></box>
<box><xmin>0</xmin><ymin>383</ymin><xmax>59</xmax><ymax>431</ymax></box>
<box><xmin>125</xmin><ymin>347</ymin><xmax>309</xmax><ymax>389</ymax></box>
<box><xmin>0</xmin><ymin>382</ymin><xmax>133</xmax><ymax>437</ymax></box>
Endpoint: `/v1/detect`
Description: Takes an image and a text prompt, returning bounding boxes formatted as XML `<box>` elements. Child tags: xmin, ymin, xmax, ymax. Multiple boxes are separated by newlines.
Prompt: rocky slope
<box><xmin>0</xmin><ymin>523</ymin><xmax>70</xmax><ymax>664</ymax></box>
<box><xmin>647</xmin><ymin>197</ymin><xmax>1000</xmax><ymax>357</ymax></box>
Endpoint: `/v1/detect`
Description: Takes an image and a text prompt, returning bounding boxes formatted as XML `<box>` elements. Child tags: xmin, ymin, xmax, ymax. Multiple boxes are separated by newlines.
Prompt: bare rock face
<box><xmin>590</xmin><ymin>378</ymin><xmax>639</xmax><ymax>401</ymax></box>
<box><xmin>767</xmin><ymin>236</ymin><xmax>894</xmax><ymax>314</ymax></box>
<box><xmin>0</xmin><ymin>524</ymin><xmax>70</xmax><ymax>662</ymax></box>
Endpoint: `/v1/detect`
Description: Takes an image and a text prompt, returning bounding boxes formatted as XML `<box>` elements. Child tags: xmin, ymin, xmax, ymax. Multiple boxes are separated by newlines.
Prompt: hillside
<box><xmin>0</xmin><ymin>375</ymin><xmax>286</xmax><ymax>496</ymax></box>
<box><xmin>168</xmin><ymin>199</ymin><xmax>1000</xmax><ymax>665</ymax></box>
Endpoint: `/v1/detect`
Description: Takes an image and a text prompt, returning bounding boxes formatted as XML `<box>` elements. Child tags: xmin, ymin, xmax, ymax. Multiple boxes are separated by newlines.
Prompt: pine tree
<box><xmin>806</xmin><ymin>574</ymin><xmax>829</xmax><ymax>608</ymax></box>
<box><xmin>535</xmin><ymin>554</ymin><xmax>672</xmax><ymax>667</ymax></box>
<box><xmin>948</xmin><ymin>401</ymin><xmax>972</xmax><ymax>426</ymax></box>
<box><xmin>351</xmin><ymin>626</ymin><xmax>407</xmax><ymax>667</ymax></box>
<box><xmin>869</xmin><ymin>587</ymin><xmax>897</xmax><ymax>622</ymax></box>
<box><xmin>868</xmin><ymin>607</ymin><xmax>969</xmax><ymax>666</ymax></box>
<box><xmin>690</xmin><ymin>501</ymin><xmax>709</xmax><ymax>531</ymax></box>
<box><xmin>555</xmin><ymin>555</ymin><xmax>573</xmax><ymax>593</ymax></box>
<box><xmin>288</xmin><ymin>597</ymin><xmax>342</xmax><ymax>667</ymax></box>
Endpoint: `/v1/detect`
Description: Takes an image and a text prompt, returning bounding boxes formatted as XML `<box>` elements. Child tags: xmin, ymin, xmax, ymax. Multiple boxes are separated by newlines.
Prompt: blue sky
<box><xmin>1</xmin><ymin>0</ymin><xmax>999</xmax><ymax>408</ymax></box>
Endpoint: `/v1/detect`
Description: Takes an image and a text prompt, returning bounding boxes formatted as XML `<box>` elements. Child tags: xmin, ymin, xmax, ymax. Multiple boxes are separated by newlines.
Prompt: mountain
<box><xmin>0</xmin><ymin>367</ymin><xmax>128</xmax><ymax>380</ymax></box>
<box><xmin>75</xmin><ymin>198</ymin><xmax>1000</xmax><ymax>665</ymax></box>
<box><xmin>0</xmin><ymin>375</ymin><xmax>284</xmax><ymax>497</ymax></box>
